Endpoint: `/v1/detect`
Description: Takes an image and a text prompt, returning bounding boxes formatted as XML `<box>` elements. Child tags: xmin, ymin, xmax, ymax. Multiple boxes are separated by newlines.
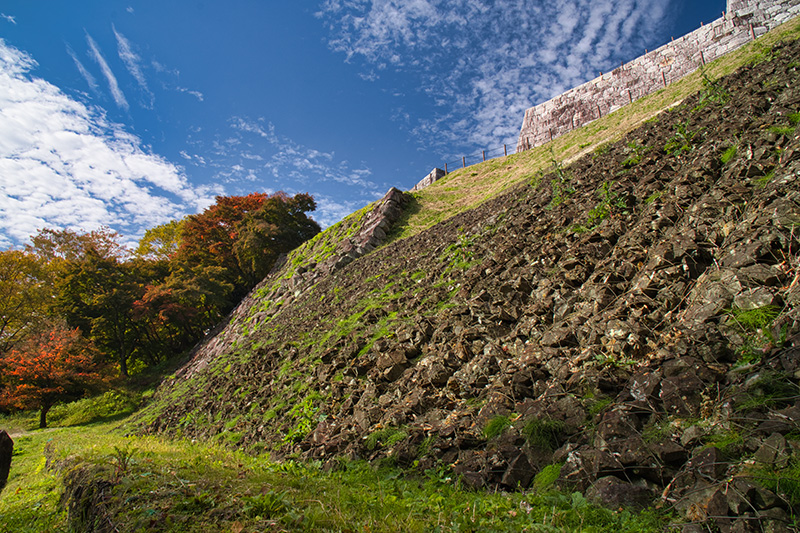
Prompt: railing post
<box><xmin>462</xmin><ymin>156</ymin><xmax>465</xmax><ymax>168</ymax></box>
<box><xmin>482</xmin><ymin>150</ymin><xmax>486</xmax><ymax>162</ymax></box>
<box><xmin>504</xmin><ymin>144</ymin><xmax>507</xmax><ymax>156</ymax></box>
<box><xmin>445</xmin><ymin>163</ymin><xmax>448</xmax><ymax>174</ymax></box>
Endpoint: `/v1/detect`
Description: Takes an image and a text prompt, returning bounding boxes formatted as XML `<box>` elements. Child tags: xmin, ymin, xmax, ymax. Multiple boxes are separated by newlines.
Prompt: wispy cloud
<box><xmin>86</xmin><ymin>32</ymin><xmax>129</xmax><ymax>111</ymax></box>
<box><xmin>112</xmin><ymin>25</ymin><xmax>155</xmax><ymax>108</ymax></box>
<box><xmin>230</xmin><ymin>117</ymin><xmax>381</xmax><ymax>191</ymax></box>
<box><xmin>1</xmin><ymin>13</ymin><xmax>15</xmax><ymax>25</ymax></box>
<box><xmin>176</xmin><ymin>86</ymin><xmax>204</xmax><ymax>101</ymax></box>
<box><xmin>66</xmin><ymin>44</ymin><xmax>98</xmax><ymax>92</ymax></box>
<box><xmin>0</xmin><ymin>39</ymin><xmax>217</xmax><ymax>248</ymax></box>
<box><xmin>318</xmin><ymin>0</ymin><xmax>675</xmax><ymax>153</ymax></box>
<box><xmin>183</xmin><ymin>116</ymin><xmax>386</xmax><ymax>226</ymax></box>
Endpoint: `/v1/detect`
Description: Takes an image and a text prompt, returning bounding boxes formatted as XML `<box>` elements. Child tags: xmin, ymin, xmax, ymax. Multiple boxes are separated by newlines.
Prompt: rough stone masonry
<box><xmin>516</xmin><ymin>0</ymin><xmax>800</xmax><ymax>152</ymax></box>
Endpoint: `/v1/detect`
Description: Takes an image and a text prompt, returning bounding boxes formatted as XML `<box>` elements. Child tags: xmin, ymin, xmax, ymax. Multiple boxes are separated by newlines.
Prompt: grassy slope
<box><xmin>0</xmin><ymin>419</ymin><xmax>668</xmax><ymax>532</ymax></box>
<box><xmin>391</xmin><ymin>15</ymin><xmax>800</xmax><ymax>241</ymax></box>
<box><xmin>3</xmin><ymin>16</ymin><xmax>800</xmax><ymax>533</ymax></box>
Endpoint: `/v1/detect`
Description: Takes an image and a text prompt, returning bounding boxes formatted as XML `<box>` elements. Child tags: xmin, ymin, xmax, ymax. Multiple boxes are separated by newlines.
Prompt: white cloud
<box><xmin>113</xmin><ymin>25</ymin><xmax>155</xmax><ymax>108</ymax></box>
<box><xmin>313</xmin><ymin>195</ymin><xmax>376</xmax><ymax>228</ymax></box>
<box><xmin>176</xmin><ymin>86</ymin><xmax>204</xmax><ymax>101</ymax></box>
<box><xmin>319</xmin><ymin>0</ymin><xmax>678</xmax><ymax>152</ymax></box>
<box><xmin>66</xmin><ymin>44</ymin><xmax>98</xmax><ymax>92</ymax></box>
<box><xmin>0</xmin><ymin>39</ymin><xmax>216</xmax><ymax>248</ymax></box>
<box><xmin>86</xmin><ymin>33</ymin><xmax>129</xmax><ymax>111</ymax></box>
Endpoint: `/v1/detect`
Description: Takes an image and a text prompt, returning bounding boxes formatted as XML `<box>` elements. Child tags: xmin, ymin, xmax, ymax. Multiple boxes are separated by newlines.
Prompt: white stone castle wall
<box><xmin>515</xmin><ymin>0</ymin><xmax>800</xmax><ymax>152</ymax></box>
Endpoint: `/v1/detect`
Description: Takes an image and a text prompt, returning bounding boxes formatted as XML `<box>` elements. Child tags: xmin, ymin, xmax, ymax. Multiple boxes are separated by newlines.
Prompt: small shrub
<box><xmin>727</xmin><ymin>305</ymin><xmax>780</xmax><ymax>332</ymax></box>
<box><xmin>174</xmin><ymin>490</ymin><xmax>216</xmax><ymax>513</ymax></box>
<box><xmin>586</xmin><ymin>397</ymin><xmax>613</xmax><ymax>418</ymax></box>
<box><xmin>769</xmin><ymin>125</ymin><xmax>795</xmax><ymax>136</ymax></box>
<box><xmin>641</xmin><ymin>419</ymin><xmax>672</xmax><ymax>444</ymax></box>
<box><xmin>522</xmin><ymin>418</ymin><xmax>565</xmax><ymax>451</ymax></box>
<box><xmin>546</xmin><ymin>156</ymin><xmax>574</xmax><ymax>209</ymax></box>
<box><xmin>483</xmin><ymin>415</ymin><xmax>511</xmax><ymax>440</ymax></box>
<box><xmin>750</xmin><ymin>43</ymin><xmax>779</xmax><ymax>65</ymax></box>
<box><xmin>532</xmin><ymin>463</ymin><xmax>563</xmax><ymax>491</ymax></box>
<box><xmin>720</xmin><ymin>145</ymin><xmax>738</xmax><ymax>164</ymax></box>
<box><xmin>592</xmin><ymin>143</ymin><xmax>611</xmax><ymax>158</ymax></box>
<box><xmin>621</xmin><ymin>140</ymin><xmax>650</xmax><ymax>168</ymax></box>
<box><xmin>283</xmin><ymin>393</ymin><xmax>321</xmax><ymax>444</ymax></box>
<box><xmin>644</xmin><ymin>190</ymin><xmax>664</xmax><ymax>204</ymax></box>
<box><xmin>753</xmin><ymin>457</ymin><xmax>800</xmax><ymax>506</ymax></box>
<box><xmin>664</xmin><ymin>121</ymin><xmax>701</xmax><ymax>156</ymax></box>
<box><xmin>695</xmin><ymin>71</ymin><xmax>731</xmax><ymax>109</ymax></box>
<box><xmin>108</xmin><ymin>444</ymin><xmax>136</xmax><ymax>481</ymax></box>
<box><xmin>726</xmin><ymin>305</ymin><xmax>783</xmax><ymax>366</ymax></box>
<box><xmin>442</xmin><ymin>229</ymin><xmax>478</xmax><ymax>270</ymax></box>
<box><xmin>365</xmin><ymin>426</ymin><xmax>408</xmax><ymax>451</ymax></box>
<box><xmin>573</xmin><ymin>181</ymin><xmax>627</xmax><ymax>232</ymax></box>
<box><xmin>702</xmin><ymin>429</ymin><xmax>744</xmax><ymax>457</ymax></box>
<box><xmin>738</xmin><ymin>371</ymin><xmax>800</xmax><ymax>411</ymax></box>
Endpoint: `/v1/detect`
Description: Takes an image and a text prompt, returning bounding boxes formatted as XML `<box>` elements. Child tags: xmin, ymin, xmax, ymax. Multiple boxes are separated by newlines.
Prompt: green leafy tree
<box><xmin>175</xmin><ymin>191</ymin><xmax>320</xmax><ymax>306</ymax></box>
<box><xmin>56</xmin><ymin>249</ymin><xmax>144</xmax><ymax>377</ymax></box>
<box><xmin>233</xmin><ymin>192</ymin><xmax>320</xmax><ymax>287</ymax></box>
<box><xmin>135</xmin><ymin>219</ymin><xmax>185</xmax><ymax>261</ymax></box>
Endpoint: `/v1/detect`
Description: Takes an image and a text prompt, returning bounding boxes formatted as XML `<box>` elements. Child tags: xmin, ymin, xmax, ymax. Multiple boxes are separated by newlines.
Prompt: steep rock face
<box><xmin>141</xmin><ymin>38</ymin><xmax>800</xmax><ymax>527</ymax></box>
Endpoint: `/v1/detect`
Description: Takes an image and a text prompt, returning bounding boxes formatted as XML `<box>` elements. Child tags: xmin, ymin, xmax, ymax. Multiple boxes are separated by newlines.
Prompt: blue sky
<box><xmin>0</xmin><ymin>0</ymin><xmax>725</xmax><ymax>248</ymax></box>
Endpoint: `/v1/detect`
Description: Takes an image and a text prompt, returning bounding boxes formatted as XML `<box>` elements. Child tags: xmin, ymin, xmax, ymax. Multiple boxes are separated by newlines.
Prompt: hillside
<box><xmin>124</xmin><ymin>26</ymin><xmax>800</xmax><ymax>531</ymax></box>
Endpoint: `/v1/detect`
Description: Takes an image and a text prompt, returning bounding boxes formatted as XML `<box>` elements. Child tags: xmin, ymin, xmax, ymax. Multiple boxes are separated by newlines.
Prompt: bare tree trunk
<box><xmin>39</xmin><ymin>403</ymin><xmax>51</xmax><ymax>429</ymax></box>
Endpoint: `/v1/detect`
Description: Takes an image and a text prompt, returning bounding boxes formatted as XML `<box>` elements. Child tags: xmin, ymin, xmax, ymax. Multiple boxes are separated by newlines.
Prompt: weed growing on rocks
<box><xmin>572</xmin><ymin>181</ymin><xmax>627</xmax><ymax>232</ymax></box>
<box><xmin>620</xmin><ymin>140</ymin><xmax>650</xmax><ymax>168</ymax></box>
<box><xmin>695</xmin><ymin>71</ymin><xmax>731</xmax><ymax>109</ymax></box>
<box><xmin>483</xmin><ymin>415</ymin><xmax>512</xmax><ymax>440</ymax></box>
<box><xmin>546</xmin><ymin>156</ymin><xmax>575</xmax><ymax>209</ymax></box>
<box><xmin>664</xmin><ymin>121</ymin><xmax>702</xmax><ymax>156</ymax></box>
<box><xmin>721</xmin><ymin>144</ymin><xmax>738</xmax><ymax>164</ymax></box>
<box><xmin>521</xmin><ymin>418</ymin><xmax>564</xmax><ymax>451</ymax></box>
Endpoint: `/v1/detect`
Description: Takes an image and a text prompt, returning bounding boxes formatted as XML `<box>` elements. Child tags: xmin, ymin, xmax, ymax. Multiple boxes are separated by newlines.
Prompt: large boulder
<box><xmin>0</xmin><ymin>430</ymin><xmax>12</xmax><ymax>492</ymax></box>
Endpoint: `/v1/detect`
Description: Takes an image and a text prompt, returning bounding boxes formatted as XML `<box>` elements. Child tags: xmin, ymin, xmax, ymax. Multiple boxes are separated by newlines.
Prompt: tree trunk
<box><xmin>119</xmin><ymin>353</ymin><xmax>128</xmax><ymax>377</ymax></box>
<box><xmin>39</xmin><ymin>403</ymin><xmax>51</xmax><ymax>429</ymax></box>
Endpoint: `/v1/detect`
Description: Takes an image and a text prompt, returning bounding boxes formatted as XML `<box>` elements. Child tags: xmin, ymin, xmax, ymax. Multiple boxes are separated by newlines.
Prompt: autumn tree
<box><xmin>175</xmin><ymin>191</ymin><xmax>320</xmax><ymax>306</ymax></box>
<box><xmin>27</xmin><ymin>226</ymin><xmax>128</xmax><ymax>267</ymax></box>
<box><xmin>0</xmin><ymin>324</ymin><xmax>113</xmax><ymax>428</ymax></box>
<box><xmin>0</xmin><ymin>250</ymin><xmax>50</xmax><ymax>354</ymax></box>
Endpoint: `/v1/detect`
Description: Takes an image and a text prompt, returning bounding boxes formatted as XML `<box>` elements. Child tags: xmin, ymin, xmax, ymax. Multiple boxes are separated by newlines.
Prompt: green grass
<box><xmin>720</xmin><ymin>144</ymin><xmax>738</xmax><ymax>164</ymax></box>
<box><xmin>483</xmin><ymin>415</ymin><xmax>512</xmax><ymax>440</ymax></box>
<box><xmin>0</xmin><ymin>415</ymin><xmax>673</xmax><ymax>532</ymax></box>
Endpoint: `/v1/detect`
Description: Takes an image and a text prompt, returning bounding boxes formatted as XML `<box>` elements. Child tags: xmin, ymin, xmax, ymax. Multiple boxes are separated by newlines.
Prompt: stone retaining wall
<box><xmin>515</xmin><ymin>0</ymin><xmax>800</xmax><ymax>152</ymax></box>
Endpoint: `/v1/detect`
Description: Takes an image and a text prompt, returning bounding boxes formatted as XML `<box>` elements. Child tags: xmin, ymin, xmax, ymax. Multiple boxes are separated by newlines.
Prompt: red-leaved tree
<box><xmin>0</xmin><ymin>325</ymin><xmax>114</xmax><ymax>428</ymax></box>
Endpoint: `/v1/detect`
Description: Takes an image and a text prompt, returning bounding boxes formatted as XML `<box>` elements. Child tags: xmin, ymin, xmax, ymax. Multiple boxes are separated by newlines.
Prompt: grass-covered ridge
<box><xmin>389</xmin><ymin>15</ymin><xmax>800</xmax><ymax>242</ymax></box>
<box><xmin>0</xmin><ymin>417</ymin><xmax>671</xmax><ymax>532</ymax></box>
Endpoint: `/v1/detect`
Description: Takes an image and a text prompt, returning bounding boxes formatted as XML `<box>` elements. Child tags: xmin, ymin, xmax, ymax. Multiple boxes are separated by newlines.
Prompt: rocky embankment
<box><xmin>142</xmin><ymin>38</ymin><xmax>800</xmax><ymax>531</ymax></box>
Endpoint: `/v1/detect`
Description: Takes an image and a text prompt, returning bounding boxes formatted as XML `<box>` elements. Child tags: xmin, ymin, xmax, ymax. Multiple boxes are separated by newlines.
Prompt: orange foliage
<box><xmin>0</xmin><ymin>325</ymin><xmax>114</xmax><ymax>427</ymax></box>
